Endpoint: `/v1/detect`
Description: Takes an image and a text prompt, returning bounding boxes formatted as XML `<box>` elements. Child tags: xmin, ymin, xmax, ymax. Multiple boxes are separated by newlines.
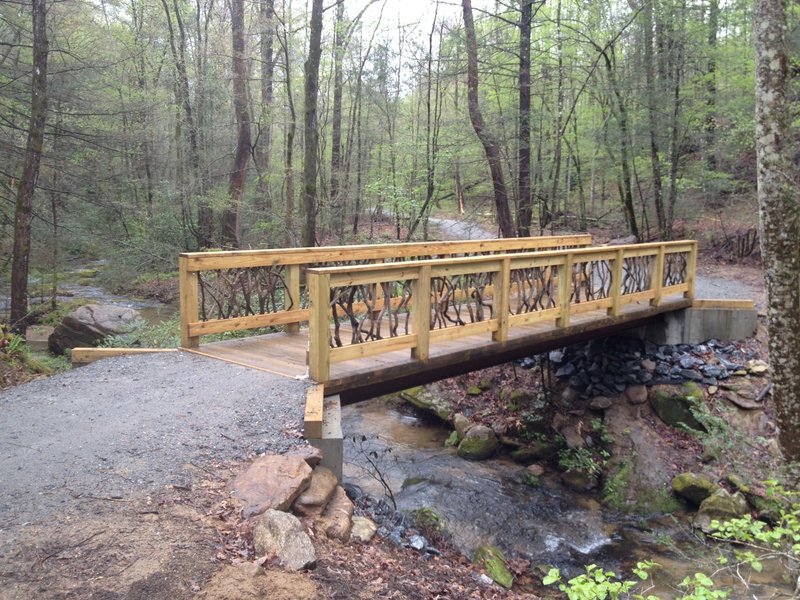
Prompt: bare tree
<box><xmin>754</xmin><ymin>0</ymin><xmax>800</xmax><ymax>460</ymax></box>
<box><xmin>301</xmin><ymin>0</ymin><xmax>323</xmax><ymax>247</ymax></box>
<box><xmin>461</xmin><ymin>0</ymin><xmax>514</xmax><ymax>237</ymax></box>
<box><xmin>10</xmin><ymin>0</ymin><xmax>49</xmax><ymax>335</ymax></box>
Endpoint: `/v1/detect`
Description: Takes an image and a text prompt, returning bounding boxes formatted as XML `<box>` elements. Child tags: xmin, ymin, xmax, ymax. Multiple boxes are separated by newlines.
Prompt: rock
<box><xmin>561</xmin><ymin>469</ymin><xmax>599</xmax><ymax>492</ymax></box>
<box><xmin>457</xmin><ymin>425</ymin><xmax>499</xmax><ymax>461</ymax></box>
<box><xmin>671</xmin><ymin>472</ymin><xmax>719</xmax><ymax>506</ymax></box>
<box><xmin>478</xmin><ymin>379</ymin><xmax>493</xmax><ymax>391</ymax></box>
<box><xmin>48</xmin><ymin>304</ymin><xmax>141</xmax><ymax>354</ymax></box>
<box><xmin>555</xmin><ymin>363</ymin><xmax>576</xmax><ymax>378</ymax></box>
<box><xmin>693</xmin><ymin>489</ymin><xmax>749</xmax><ymax>533</ymax></box>
<box><xmin>549</xmin><ymin>350</ymin><xmax>565</xmax><ymax>363</ymax></box>
<box><xmin>561</xmin><ymin>386</ymin><xmax>581</xmax><ymax>403</ymax></box>
<box><xmin>400</xmin><ymin>387</ymin><xmax>453</xmax><ymax>421</ymax></box>
<box><xmin>589</xmin><ymin>396</ymin><xmax>613</xmax><ymax>411</ymax></box>
<box><xmin>444</xmin><ymin>430</ymin><xmax>459</xmax><ymax>447</ymax></box>
<box><xmin>287</xmin><ymin>445</ymin><xmax>323</xmax><ymax>468</ymax></box>
<box><xmin>720</xmin><ymin>379</ymin><xmax>759</xmax><ymax>400</ymax></box>
<box><xmin>641</xmin><ymin>359</ymin><xmax>656</xmax><ymax>372</ymax></box>
<box><xmin>350</xmin><ymin>516</ymin><xmax>378</xmax><ymax>543</ymax></box>
<box><xmin>408</xmin><ymin>535</ymin><xmax>427</xmax><ymax>550</ymax></box>
<box><xmin>526</xmin><ymin>464</ymin><xmax>545</xmax><ymax>477</ymax></box>
<box><xmin>319</xmin><ymin>485</ymin><xmax>354</xmax><ymax>541</ymax></box>
<box><xmin>723</xmin><ymin>392</ymin><xmax>764</xmax><ymax>410</ymax></box>
<box><xmin>292</xmin><ymin>466</ymin><xmax>338</xmax><ymax>517</ymax></box>
<box><xmin>510</xmin><ymin>442</ymin><xmax>555</xmax><ymax>464</ymax></box>
<box><xmin>453</xmin><ymin>413</ymin><xmax>471</xmax><ymax>439</ymax></box>
<box><xmin>474</xmin><ymin>545</ymin><xmax>513</xmax><ymax>589</ymax></box>
<box><xmin>230</xmin><ymin>455</ymin><xmax>312</xmax><ymax>518</ymax></box>
<box><xmin>625</xmin><ymin>385</ymin><xmax>648</xmax><ymax>405</ymax></box>
<box><xmin>649</xmin><ymin>384</ymin><xmax>706</xmax><ymax>432</ymax></box>
<box><xmin>746</xmin><ymin>359</ymin><xmax>769</xmax><ymax>375</ymax></box>
<box><xmin>466</xmin><ymin>385</ymin><xmax>483</xmax><ymax>396</ymax></box>
<box><xmin>253</xmin><ymin>509</ymin><xmax>316</xmax><ymax>571</ymax></box>
<box><xmin>560</xmin><ymin>422</ymin><xmax>585</xmax><ymax>449</ymax></box>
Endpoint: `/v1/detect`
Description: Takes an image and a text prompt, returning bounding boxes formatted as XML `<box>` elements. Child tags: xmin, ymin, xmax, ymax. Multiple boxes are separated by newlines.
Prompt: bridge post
<box><xmin>179</xmin><ymin>255</ymin><xmax>200</xmax><ymax>349</ymax></box>
<box><xmin>650</xmin><ymin>244</ymin><xmax>665</xmax><ymax>307</ymax></box>
<box><xmin>307</xmin><ymin>271</ymin><xmax>331</xmax><ymax>382</ymax></box>
<box><xmin>411</xmin><ymin>265</ymin><xmax>431</xmax><ymax>361</ymax></box>
<box><xmin>492</xmin><ymin>257</ymin><xmax>510</xmax><ymax>342</ymax></box>
<box><xmin>285</xmin><ymin>264</ymin><xmax>301</xmax><ymax>333</ymax></box>
<box><xmin>556</xmin><ymin>253</ymin><xmax>573</xmax><ymax>328</ymax></box>
<box><xmin>608</xmin><ymin>248</ymin><xmax>624</xmax><ymax>317</ymax></box>
<box><xmin>685</xmin><ymin>242</ymin><xmax>698</xmax><ymax>301</ymax></box>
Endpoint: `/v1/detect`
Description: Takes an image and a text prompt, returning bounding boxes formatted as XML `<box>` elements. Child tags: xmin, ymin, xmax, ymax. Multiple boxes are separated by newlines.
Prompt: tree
<box><xmin>301</xmin><ymin>0</ymin><xmax>323</xmax><ymax>247</ymax></box>
<box><xmin>754</xmin><ymin>0</ymin><xmax>800</xmax><ymax>460</ymax></box>
<box><xmin>461</xmin><ymin>0</ymin><xmax>514</xmax><ymax>238</ymax></box>
<box><xmin>517</xmin><ymin>0</ymin><xmax>533</xmax><ymax>236</ymax></box>
<box><xmin>222</xmin><ymin>0</ymin><xmax>251</xmax><ymax>249</ymax></box>
<box><xmin>10</xmin><ymin>0</ymin><xmax>49</xmax><ymax>335</ymax></box>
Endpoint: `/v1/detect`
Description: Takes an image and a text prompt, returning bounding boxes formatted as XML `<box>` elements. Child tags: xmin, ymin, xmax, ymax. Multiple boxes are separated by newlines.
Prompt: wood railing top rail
<box><xmin>179</xmin><ymin>234</ymin><xmax>593</xmax><ymax>271</ymax></box>
<box><xmin>305</xmin><ymin>240</ymin><xmax>696</xmax><ymax>280</ymax></box>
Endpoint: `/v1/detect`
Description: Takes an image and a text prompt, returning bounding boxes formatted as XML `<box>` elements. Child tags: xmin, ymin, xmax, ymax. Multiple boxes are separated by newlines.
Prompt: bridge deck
<box><xmin>187</xmin><ymin>293</ymin><xmax>690</xmax><ymax>403</ymax></box>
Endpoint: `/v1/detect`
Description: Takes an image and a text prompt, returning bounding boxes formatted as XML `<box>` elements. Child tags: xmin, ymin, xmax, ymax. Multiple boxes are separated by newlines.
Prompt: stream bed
<box><xmin>342</xmin><ymin>397</ymin><xmax>794</xmax><ymax>598</ymax></box>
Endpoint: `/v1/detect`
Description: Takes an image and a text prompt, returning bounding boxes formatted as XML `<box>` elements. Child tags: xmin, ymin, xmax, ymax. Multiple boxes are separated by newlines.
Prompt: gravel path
<box><xmin>0</xmin><ymin>351</ymin><xmax>309</xmax><ymax>529</ymax></box>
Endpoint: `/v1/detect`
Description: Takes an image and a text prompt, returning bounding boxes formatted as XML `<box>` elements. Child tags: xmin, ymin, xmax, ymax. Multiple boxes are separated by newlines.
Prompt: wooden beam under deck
<box><xmin>191</xmin><ymin>295</ymin><xmax>691</xmax><ymax>403</ymax></box>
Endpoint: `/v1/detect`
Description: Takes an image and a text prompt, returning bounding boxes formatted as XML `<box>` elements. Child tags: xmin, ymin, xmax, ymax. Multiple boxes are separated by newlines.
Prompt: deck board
<box><xmin>191</xmin><ymin>295</ymin><xmax>691</xmax><ymax>402</ymax></box>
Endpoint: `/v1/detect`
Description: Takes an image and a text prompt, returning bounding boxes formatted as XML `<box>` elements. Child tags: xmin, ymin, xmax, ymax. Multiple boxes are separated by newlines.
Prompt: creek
<box><xmin>342</xmin><ymin>396</ymin><xmax>793</xmax><ymax>598</ymax></box>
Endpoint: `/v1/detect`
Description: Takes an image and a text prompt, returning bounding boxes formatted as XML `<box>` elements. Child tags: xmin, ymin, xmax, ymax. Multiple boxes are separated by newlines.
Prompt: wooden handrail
<box><xmin>178</xmin><ymin>235</ymin><xmax>593</xmax><ymax>348</ymax></box>
<box><xmin>306</xmin><ymin>241</ymin><xmax>697</xmax><ymax>382</ymax></box>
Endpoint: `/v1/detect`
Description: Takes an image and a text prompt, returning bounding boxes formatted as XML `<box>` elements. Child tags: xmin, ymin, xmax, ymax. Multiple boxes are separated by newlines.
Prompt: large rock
<box><xmin>253</xmin><ymin>509</ymin><xmax>316</xmax><ymax>571</ymax></box>
<box><xmin>230</xmin><ymin>455</ymin><xmax>312</xmax><ymax>518</ymax></box>
<box><xmin>474</xmin><ymin>545</ymin><xmax>513</xmax><ymax>589</ymax></box>
<box><xmin>292</xmin><ymin>466</ymin><xmax>338</xmax><ymax>517</ymax></box>
<box><xmin>318</xmin><ymin>485</ymin><xmax>354</xmax><ymax>541</ymax></box>
<box><xmin>350</xmin><ymin>516</ymin><xmax>378</xmax><ymax>543</ymax></box>
<box><xmin>399</xmin><ymin>386</ymin><xmax>453</xmax><ymax>421</ymax></box>
<box><xmin>693</xmin><ymin>489</ymin><xmax>749</xmax><ymax>533</ymax></box>
<box><xmin>649</xmin><ymin>383</ymin><xmax>706</xmax><ymax>432</ymax></box>
<box><xmin>48</xmin><ymin>304</ymin><xmax>141</xmax><ymax>354</ymax></box>
<box><xmin>671</xmin><ymin>473</ymin><xmax>719</xmax><ymax>507</ymax></box>
<box><xmin>457</xmin><ymin>425</ymin><xmax>498</xmax><ymax>461</ymax></box>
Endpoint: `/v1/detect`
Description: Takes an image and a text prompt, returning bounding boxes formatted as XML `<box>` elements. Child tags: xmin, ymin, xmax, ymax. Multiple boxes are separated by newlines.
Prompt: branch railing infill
<box><xmin>305</xmin><ymin>241</ymin><xmax>697</xmax><ymax>382</ymax></box>
<box><xmin>177</xmin><ymin>235</ymin><xmax>593</xmax><ymax>348</ymax></box>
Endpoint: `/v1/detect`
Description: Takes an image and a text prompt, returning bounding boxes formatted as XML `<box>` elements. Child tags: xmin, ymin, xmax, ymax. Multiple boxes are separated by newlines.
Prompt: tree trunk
<box><xmin>461</xmin><ymin>0</ymin><xmax>514</xmax><ymax>238</ymax></box>
<box><xmin>517</xmin><ymin>0</ymin><xmax>533</xmax><ymax>236</ymax></box>
<box><xmin>754</xmin><ymin>0</ymin><xmax>800</xmax><ymax>461</ymax></box>
<box><xmin>222</xmin><ymin>0</ymin><xmax>251</xmax><ymax>249</ymax></box>
<box><xmin>705</xmin><ymin>0</ymin><xmax>718</xmax><ymax>171</ymax></box>
<box><xmin>10</xmin><ymin>0</ymin><xmax>49</xmax><ymax>335</ymax></box>
<box><xmin>643</xmin><ymin>0</ymin><xmax>666</xmax><ymax>239</ymax></box>
<box><xmin>329</xmin><ymin>0</ymin><xmax>346</xmax><ymax>240</ymax></box>
<box><xmin>301</xmin><ymin>0</ymin><xmax>323</xmax><ymax>247</ymax></box>
<box><xmin>256</xmin><ymin>0</ymin><xmax>275</xmax><ymax>214</ymax></box>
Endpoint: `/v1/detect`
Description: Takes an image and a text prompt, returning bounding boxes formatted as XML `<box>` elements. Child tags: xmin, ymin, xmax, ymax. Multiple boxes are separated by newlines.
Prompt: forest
<box><xmin>1</xmin><ymin>0</ymin><xmax>768</xmax><ymax>280</ymax></box>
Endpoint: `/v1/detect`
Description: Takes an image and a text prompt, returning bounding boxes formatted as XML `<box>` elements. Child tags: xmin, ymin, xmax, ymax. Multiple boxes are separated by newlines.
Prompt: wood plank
<box><xmin>71</xmin><ymin>347</ymin><xmax>177</xmax><ymax>366</ymax></box>
<box><xmin>412</xmin><ymin>265</ymin><xmax>432</xmax><ymax>361</ymax></box>
<box><xmin>308</xmin><ymin>272</ymin><xmax>331</xmax><ymax>382</ymax></box>
<box><xmin>304</xmin><ymin>385</ymin><xmax>324</xmax><ymax>439</ymax></box>
<box><xmin>692</xmin><ymin>298</ymin><xmax>755</xmax><ymax>309</ymax></box>
<box><xmin>508</xmin><ymin>307</ymin><xmax>562</xmax><ymax>327</ymax></box>
<box><xmin>429</xmin><ymin>319</ymin><xmax>497</xmax><ymax>342</ymax></box>
<box><xmin>188</xmin><ymin>309</ymin><xmax>311</xmax><ymax>336</ymax></box>
<box><xmin>330</xmin><ymin>334</ymin><xmax>418</xmax><ymax>363</ymax></box>
<box><xmin>570</xmin><ymin>297</ymin><xmax>613</xmax><ymax>316</ymax></box>
<box><xmin>179</xmin><ymin>255</ymin><xmax>199</xmax><ymax>349</ymax></box>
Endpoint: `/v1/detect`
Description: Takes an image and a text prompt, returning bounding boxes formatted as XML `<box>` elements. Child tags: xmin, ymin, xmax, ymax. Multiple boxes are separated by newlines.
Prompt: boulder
<box><xmin>400</xmin><ymin>386</ymin><xmax>453</xmax><ymax>421</ymax></box>
<box><xmin>625</xmin><ymin>385</ymin><xmax>649</xmax><ymax>405</ymax></box>
<box><xmin>474</xmin><ymin>545</ymin><xmax>513</xmax><ymax>589</ymax></box>
<box><xmin>457</xmin><ymin>425</ymin><xmax>498</xmax><ymax>461</ymax></box>
<box><xmin>671</xmin><ymin>473</ymin><xmax>719</xmax><ymax>507</ymax></box>
<box><xmin>319</xmin><ymin>485</ymin><xmax>354</xmax><ymax>541</ymax></box>
<box><xmin>287</xmin><ymin>445</ymin><xmax>324</xmax><ymax>468</ymax></box>
<box><xmin>589</xmin><ymin>396</ymin><xmax>613</xmax><ymax>411</ymax></box>
<box><xmin>453</xmin><ymin>413</ymin><xmax>471</xmax><ymax>439</ymax></box>
<box><xmin>230</xmin><ymin>455</ymin><xmax>312</xmax><ymax>518</ymax></box>
<box><xmin>510</xmin><ymin>442</ymin><xmax>556</xmax><ymax>464</ymax></box>
<box><xmin>48</xmin><ymin>304</ymin><xmax>141</xmax><ymax>354</ymax></box>
<box><xmin>292</xmin><ymin>466</ymin><xmax>338</xmax><ymax>517</ymax></box>
<box><xmin>253</xmin><ymin>509</ymin><xmax>316</xmax><ymax>571</ymax></box>
<box><xmin>693</xmin><ymin>489</ymin><xmax>749</xmax><ymax>533</ymax></box>
<box><xmin>350</xmin><ymin>516</ymin><xmax>378</xmax><ymax>543</ymax></box>
<box><xmin>649</xmin><ymin>384</ymin><xmax>706</xmax><ymax>432</ymax></box>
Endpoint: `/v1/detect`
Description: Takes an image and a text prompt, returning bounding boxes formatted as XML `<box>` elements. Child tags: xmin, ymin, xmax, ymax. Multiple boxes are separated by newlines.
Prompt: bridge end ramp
<box><xmin>640</xmin><ymin>299</ymin><xmax>758</xmax><ymax>345</ymax></box>
<box><xmin>304</xmin><ymin>386</ymin><xmax>343</xmax><ymax>481</ymax></box>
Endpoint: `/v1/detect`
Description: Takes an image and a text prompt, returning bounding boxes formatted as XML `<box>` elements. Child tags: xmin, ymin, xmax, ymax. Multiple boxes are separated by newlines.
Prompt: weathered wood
<box><xmin>304</xmin><ymin>384</ymin><xmax>324</xmax><ymax>439</ymax></box>
<box><xmin>71</xmin><ymin>347</ymin><xmax>177</xmax><ymax>366</ymax></box>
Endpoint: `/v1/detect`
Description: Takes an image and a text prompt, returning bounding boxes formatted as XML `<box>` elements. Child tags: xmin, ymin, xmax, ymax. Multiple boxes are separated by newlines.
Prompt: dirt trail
<box><xmin>0</xmin><ymin>352</ymin><xmax>309</xmax><ymax>599</ymax></box>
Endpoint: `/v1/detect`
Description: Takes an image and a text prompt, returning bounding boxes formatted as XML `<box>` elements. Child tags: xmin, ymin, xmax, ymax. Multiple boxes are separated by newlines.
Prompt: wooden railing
<box><xmin>178</xmin><ymin>235</ymin><xmax>592</xmax><ymax>348</ymax></box>
<box><xmin>305</xmin><ymin>241</ymin><xmax>697</xmax><ymax>382</ymax></box>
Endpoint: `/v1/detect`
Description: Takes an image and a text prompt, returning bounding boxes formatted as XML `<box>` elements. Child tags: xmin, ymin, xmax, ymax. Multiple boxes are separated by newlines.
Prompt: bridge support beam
<box><xmin>306</xmin><ymin>393</ymin><xmax>343</xmax><ymax>481</ymax></box>
<box><xmin>637</xmin><ymin>300</ymin><xmax>758</xmax><ymax>346</ymax></box>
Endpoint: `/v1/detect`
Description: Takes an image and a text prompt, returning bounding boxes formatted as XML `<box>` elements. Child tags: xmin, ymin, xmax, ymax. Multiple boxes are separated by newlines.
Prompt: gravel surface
<box><xmin>0</xmin><ymin>351</ymin><xmax>309</xmax><ymax>528</ymax></box>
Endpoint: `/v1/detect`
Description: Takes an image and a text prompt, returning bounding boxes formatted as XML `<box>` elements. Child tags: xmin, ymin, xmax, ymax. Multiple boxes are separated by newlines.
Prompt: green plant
<box><xmin>559</xmin><ymin>447</ymin><xmax>603</xmax><ymax>477</ymax></box>
<box><xmin>542</xmin><ymin>561</ymin><xmax>658</xmax><ymax>600</ymax></box>
<box><xmin>592</xmin><ymin>418</ymin><xmax>616</xmax><ymax>445</ymax></box>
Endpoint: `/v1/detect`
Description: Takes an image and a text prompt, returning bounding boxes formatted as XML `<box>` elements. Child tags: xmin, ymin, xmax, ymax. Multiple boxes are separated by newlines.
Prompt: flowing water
<box><xmin>342</xmin><ymin>397</ymin><xmax>795</xmax><ymax>597</ymax></box>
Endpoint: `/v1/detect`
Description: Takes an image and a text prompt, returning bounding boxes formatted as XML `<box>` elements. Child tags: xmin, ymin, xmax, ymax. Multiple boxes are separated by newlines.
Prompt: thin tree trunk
<box><xmin>256</xmin><ymin>0</ymin><xmax>275</xmax><ymax>213</ymax></box>
<box><xmin>222</xmin><ymin>0</ymin><xmax>251</xmax><ymax>248</ymax></box>
<box><xmin>754</xmin><ymin>0</ymin><xmax>800</xmax><ymax>460</ymax></box>
<box><xmin>461</xmin><ymin>0</ymin><xmax>514</xmax><ymax>237</ymax></box>
<box><xmin>329</xmin><ymin>0</ymin><xmax>346</xmax><ymax>240</ymax></box>
<box><xmin>705</xmin><ymin>0</ymin><xmax>719</xmax><ymax>171</ymax></box>
<box><xmin>643</xmin><ymin>0</ymin><xmax>666</xmax><ymax>238</ymax></box>
<box><xmin>10</xmin><ymin>0</ymin><xmax>48</xmax><ymax>335</ymax></box>
<box><xmin>301</xmin><ymin>0</ymin><xmax>323</xmax><ymax>247</ymax></box>
<box><xmin>517</xmin><ymin>0</ymin><xmax>533</xmax><ymax>236</ymax></box>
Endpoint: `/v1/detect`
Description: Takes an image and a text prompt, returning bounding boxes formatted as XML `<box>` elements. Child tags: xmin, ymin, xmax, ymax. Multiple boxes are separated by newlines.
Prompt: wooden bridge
<box><xmin>176</xmin><ymin>235</ymin><xmax>697</xmax><ymax>405</ymax></box>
